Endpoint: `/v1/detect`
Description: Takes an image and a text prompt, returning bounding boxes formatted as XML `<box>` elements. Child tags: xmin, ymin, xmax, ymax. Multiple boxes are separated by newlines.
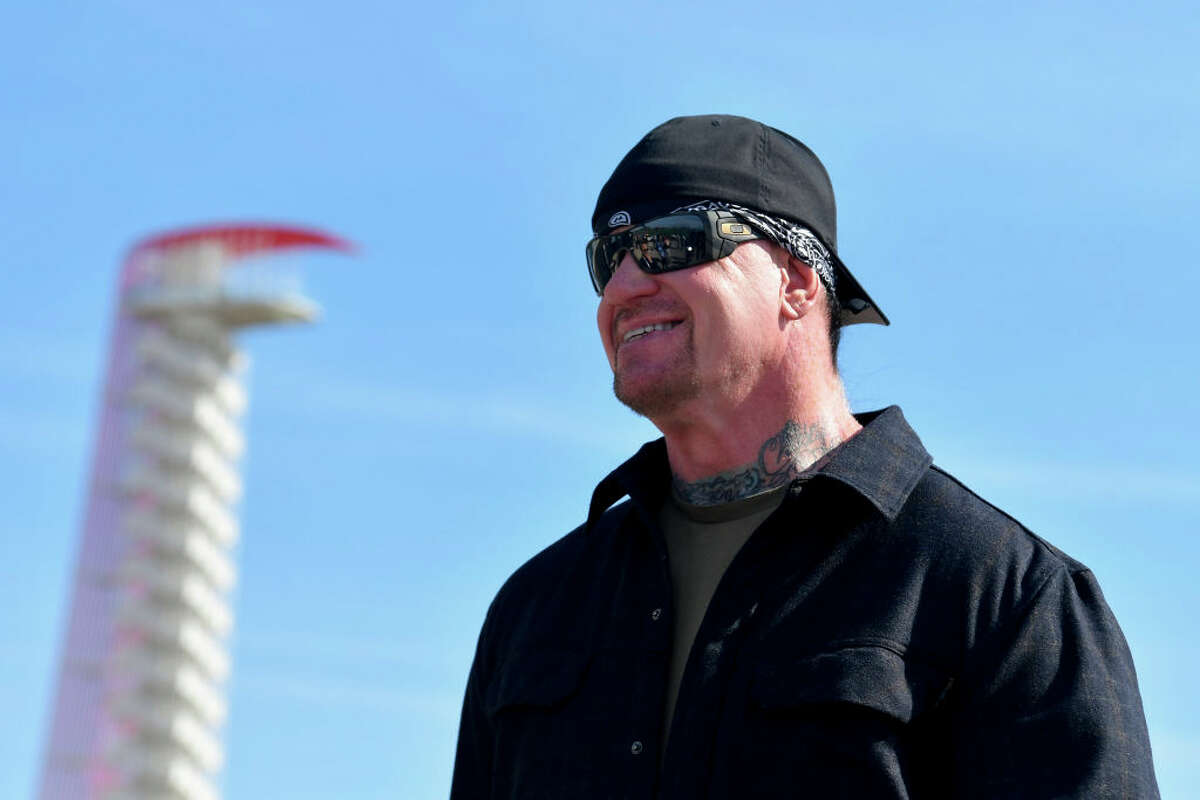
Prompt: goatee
<box><xmin>613</xmin><ymin>369</ymin><xmax>702</xmax><ymax>419</ymax></box>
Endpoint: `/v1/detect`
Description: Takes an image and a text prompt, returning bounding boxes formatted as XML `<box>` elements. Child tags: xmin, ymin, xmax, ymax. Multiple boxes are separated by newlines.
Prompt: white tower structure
<box><xmin>38</xmin><ymin>225</ymin><xmax>351</xmax><ymax>800</ymax></box>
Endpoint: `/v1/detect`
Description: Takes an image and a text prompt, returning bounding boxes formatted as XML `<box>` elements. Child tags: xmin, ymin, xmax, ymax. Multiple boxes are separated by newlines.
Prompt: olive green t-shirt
<box><xmin>657</xmin><ymin>486</ymin><xmax>788</xmax><ymax>748</ymax></box>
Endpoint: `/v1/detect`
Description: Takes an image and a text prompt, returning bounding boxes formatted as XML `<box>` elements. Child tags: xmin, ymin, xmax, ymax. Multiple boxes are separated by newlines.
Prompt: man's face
<box><xmin>596</xmin><ymin>240</ymin><xmax>790</xmax><ymax>420</ymax></box>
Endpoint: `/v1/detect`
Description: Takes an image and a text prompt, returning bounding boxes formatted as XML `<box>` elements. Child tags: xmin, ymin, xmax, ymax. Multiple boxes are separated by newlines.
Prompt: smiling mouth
<box><xmin>622</xmin><ymin>321</ymin><xmax>681</xmax><ymax>343</ymax></box>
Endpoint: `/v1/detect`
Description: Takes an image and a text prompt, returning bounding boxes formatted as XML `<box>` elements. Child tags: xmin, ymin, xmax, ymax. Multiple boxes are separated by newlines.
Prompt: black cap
<box><xmin>592</xmin><ymin>114</ymin><xmax>888</xmax><ymax>326</ymax></box>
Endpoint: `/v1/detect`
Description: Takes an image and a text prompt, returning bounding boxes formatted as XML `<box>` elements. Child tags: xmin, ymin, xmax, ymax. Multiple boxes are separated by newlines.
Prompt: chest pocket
<box><xmin>485</xmin><ymin>649</ymin><xmax>628</xmax><ymax>798</ymax></box>
<box><xmin>486</xmin><ymin>648</ymin><xmax>590</xmax><ymax>716</ymax></box>
<box><xmin>732</xmin><ymin>645</ymin><xmax>947</xmax><ymax>797</ymax></box>
<box><xmin>751</xmin><ymin>644</ymin><xmax>936</xmax><ymax>723</ymax></box>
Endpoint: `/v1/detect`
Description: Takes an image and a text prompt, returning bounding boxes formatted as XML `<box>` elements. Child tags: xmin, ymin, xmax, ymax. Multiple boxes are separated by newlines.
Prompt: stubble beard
<box><xmin>612</xmin><ymin>337</ymin><xmax>703</xmax><ymax>419</ymax></box>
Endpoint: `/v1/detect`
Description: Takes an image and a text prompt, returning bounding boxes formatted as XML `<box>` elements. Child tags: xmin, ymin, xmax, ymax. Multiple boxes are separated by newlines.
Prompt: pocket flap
<box><xmin>752</xmin><ymin>646</ymin><xmax>932</xmax><ymax>723</ymax></box>
<box><xmin>487</xmin><ymin>648</ymin><xmax>590</xmax><ymax>715</ymax></box>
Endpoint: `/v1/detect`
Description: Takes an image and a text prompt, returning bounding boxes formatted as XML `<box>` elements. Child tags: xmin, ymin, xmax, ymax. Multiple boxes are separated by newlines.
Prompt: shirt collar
<box><xmin>818</xmin><ymin>406</ymin><xmax>933</xmax><ymax>520</ymax></box>
<box><xmin>587</xmin><ymin>405</ymin><xmax>932</xmax><ymax>528</ymax></box>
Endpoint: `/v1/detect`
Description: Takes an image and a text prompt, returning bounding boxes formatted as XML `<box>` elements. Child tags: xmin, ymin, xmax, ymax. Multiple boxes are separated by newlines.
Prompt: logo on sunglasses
<box><xmin>608</xmin><ymin>210</ymin><xmax>631</xmax><ymax>228</ymax></box>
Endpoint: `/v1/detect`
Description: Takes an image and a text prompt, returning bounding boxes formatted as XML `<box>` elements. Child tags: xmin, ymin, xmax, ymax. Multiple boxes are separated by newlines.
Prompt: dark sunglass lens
<box><xmin>586</xmin><ymin>215</ymin><xmax>711</xmax><ymax>294</ymax></box>
<box><xmin>586</xmin><ymin>239</ymin><xmax>610</xmax><ymax>294</ymax></box>
<box><xmin>633</xmin><ymin>216</ymin><xmax>707</xmax><ymax>274</ymax></box>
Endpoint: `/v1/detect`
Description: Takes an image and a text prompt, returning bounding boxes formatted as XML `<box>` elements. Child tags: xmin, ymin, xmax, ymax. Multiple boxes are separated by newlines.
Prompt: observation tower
<box><xmin>37</xmin><ymin>224</ymin><xmax>352</xmax><ymax>800</ymax></box>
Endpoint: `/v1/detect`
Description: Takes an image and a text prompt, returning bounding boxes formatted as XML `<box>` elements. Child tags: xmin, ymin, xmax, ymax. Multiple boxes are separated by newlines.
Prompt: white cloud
<box><xmin>283</xmin><ymin>375</ymin><xmax>653</xmax><ymax>456</ymax></box>
<box><xmin>236</xmin><ymin>671</ymin><xmax>460</xmax><ymax>722</ymax></box>
<box><xmin>940</xmin><ymin>458</ymin><xmax>1199</xmax><ymax>507</ymax></box>
<box><xmin>275</xmin><ymin>371</ymin><xmax>1199</xmax><ymax>508</ymax></box>
<box><xmin>235</xmin><ymin>629</ymin><xmax>465</xmax><ymax>674</ymax></box>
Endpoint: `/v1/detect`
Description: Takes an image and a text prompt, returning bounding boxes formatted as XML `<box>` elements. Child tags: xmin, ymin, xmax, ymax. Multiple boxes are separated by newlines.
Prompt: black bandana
<box><xmin>672</xmin><ymin>200</ymin><xmax>836</xmax><ymax>291</ymax></box>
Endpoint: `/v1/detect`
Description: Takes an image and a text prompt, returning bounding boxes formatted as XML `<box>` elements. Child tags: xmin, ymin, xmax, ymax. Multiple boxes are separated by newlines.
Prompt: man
<box><xmin>451</xmin><ymin>114</ymin><xmax>1158</xmax><ymax>798</ymax></box>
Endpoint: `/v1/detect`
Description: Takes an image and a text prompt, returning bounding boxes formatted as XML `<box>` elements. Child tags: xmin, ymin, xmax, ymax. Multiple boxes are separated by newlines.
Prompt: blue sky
<box><xmin>2</xmin><ymin>1</ymin><xmax>1198</xmax><ymax>797</ymax></box>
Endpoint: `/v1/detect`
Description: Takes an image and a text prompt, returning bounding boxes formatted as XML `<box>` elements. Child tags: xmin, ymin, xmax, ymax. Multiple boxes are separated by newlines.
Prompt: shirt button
<box><xmin>650</xmin><ymin>608</ymin><xmax>662</xmax><ymax>621</ymax></box>
<box><xmin>630</xmin><ymin>740</ymin><xmax>644</xmax><ymax>755</ymax></box>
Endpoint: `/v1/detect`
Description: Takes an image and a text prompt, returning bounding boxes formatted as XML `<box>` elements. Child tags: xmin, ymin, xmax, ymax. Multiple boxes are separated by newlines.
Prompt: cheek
<box><xmin>596</xmin><ymin>304</ymin><xmax>617</xmax><ymax>368</ymax></box>
<box><xmin>704</xmin><ymin>306</ymin><xmax>778</xmax><ymax>363</ymax></box>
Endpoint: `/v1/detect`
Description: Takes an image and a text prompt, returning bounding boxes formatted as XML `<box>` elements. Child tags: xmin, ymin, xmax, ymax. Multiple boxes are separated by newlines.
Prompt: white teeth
<box><xmin>622</xmin><ymin>322</ymin><xmax>679</xmax><ymax>343</ymax></box>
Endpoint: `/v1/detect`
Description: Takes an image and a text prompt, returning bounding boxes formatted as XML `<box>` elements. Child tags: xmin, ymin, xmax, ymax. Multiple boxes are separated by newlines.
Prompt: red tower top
<box><xmin>123</xmin><ymin>223</ymin><xmax>354</xmax><ymax>286</ymax></box>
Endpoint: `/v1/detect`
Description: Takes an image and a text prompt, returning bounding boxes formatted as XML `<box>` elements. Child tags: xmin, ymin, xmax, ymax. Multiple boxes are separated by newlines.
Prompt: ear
<box><xmin>779</xmin><ymin>254</ymin><xmax>822</xmax><ymax>321</ymax></box>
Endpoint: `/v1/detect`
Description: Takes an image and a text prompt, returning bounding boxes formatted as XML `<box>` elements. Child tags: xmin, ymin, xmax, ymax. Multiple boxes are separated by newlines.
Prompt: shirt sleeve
<box><xmin>951</xmin><ymin>565</ymin><xmax>1159</xmax><ymax>798</ymax></box>
<box><xmin>449</xmin><ymin>613</ymin><xmax>495</xmax><ymax>800</ymax></box>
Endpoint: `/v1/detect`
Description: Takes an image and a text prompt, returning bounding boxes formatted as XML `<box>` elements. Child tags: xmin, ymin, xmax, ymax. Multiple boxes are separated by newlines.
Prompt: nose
<box><xmin>602</xmin><ymin>252</ymin><xmax>658</xmax><ymax>304</ymax></box>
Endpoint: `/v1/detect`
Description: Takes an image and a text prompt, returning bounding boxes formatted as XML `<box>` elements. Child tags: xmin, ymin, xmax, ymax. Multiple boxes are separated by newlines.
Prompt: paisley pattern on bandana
<box><xmin>672</xmin><ymin>200</ymin><xmax>836</xmax><ymax>291</ymax></box>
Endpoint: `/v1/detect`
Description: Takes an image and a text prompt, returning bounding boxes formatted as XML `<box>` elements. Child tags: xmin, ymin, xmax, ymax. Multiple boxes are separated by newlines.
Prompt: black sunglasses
<box><xmin>586</xmin><ymin>210</ymin><xmax>762</xmax><ymax>295</ymax></box>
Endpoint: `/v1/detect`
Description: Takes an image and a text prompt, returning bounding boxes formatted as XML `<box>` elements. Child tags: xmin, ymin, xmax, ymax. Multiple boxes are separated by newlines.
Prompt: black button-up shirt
<box><xmin>451</xmin><ymin>407</ymin><xmax>1159</xmax><ymax>798</ymax></box>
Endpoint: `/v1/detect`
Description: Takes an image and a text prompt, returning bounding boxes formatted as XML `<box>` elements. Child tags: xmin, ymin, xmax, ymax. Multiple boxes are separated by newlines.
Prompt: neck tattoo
<box><xmin>672</xmin><ymin>420</ymin><xmax>840</xmax><ymax>506</ymax></box>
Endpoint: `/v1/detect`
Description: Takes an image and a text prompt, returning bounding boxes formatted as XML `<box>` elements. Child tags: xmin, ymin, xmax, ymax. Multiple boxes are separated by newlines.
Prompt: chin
<box><xmin>613</xmin><ymin>370</ymin><xmax>701</xmax><ymax>420</ymax></box>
